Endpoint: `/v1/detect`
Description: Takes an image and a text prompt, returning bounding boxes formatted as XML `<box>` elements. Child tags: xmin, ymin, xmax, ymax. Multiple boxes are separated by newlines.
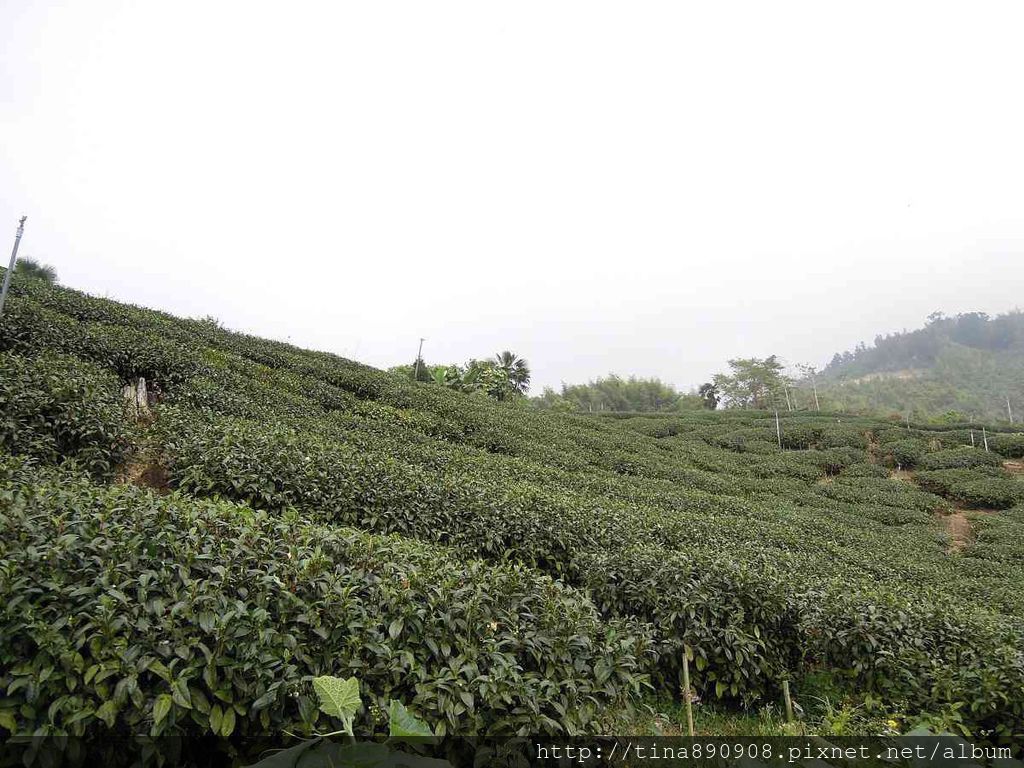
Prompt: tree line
<box><xmin>390</xmin><ymin>351</ymin><xmax>531</xmax><ymax>402</ymax></box>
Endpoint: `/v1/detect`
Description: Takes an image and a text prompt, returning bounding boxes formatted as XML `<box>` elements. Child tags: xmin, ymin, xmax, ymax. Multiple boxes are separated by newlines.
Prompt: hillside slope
<box><xmin>813</xmin><ymin>310</ymin><xmax>1024</xmax><ymax>421</ymax></box>
<box><xmin>2</xmin><ymin>277</ymin><xmax>1024</xmax><ymax>759</ymax></box>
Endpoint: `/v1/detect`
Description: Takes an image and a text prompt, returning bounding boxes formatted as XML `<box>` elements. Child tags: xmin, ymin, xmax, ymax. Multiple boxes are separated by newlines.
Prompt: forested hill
<box><xmin>814</xmin><ymin>310</ymin><xmax>1024</xmax><ymax>422</ymax></box>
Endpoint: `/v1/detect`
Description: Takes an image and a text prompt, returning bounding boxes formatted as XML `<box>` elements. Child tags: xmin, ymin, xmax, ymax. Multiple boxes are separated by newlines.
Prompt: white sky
<box><xmin>2</xmin><ymin>1</ymin><xmax>1023</xmax><ymax>392</ymax></box>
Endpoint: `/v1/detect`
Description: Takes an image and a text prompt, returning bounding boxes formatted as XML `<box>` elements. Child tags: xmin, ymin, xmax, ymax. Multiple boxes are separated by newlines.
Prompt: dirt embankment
<box><xmin>888</xmin><ymin>465</ymin><xmax>996</xmax><ymax>554</ymax></box>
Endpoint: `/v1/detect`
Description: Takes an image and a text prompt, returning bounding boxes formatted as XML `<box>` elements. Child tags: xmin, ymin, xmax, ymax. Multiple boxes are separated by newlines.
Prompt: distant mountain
<box><xmin>810</xmin><ymin>310</ymin><xmax>1024</xmax><ymax>422</ymax></box>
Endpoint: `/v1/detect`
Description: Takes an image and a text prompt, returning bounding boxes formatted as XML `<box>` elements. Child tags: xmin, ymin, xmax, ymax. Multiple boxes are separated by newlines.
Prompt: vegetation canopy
<box><xmin>0</xmin><ymin>277</ymin><xmax>1023</xmax><ymax>763</ymax></box>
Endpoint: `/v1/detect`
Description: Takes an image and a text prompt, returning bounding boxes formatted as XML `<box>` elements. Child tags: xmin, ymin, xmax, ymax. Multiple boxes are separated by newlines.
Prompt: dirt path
<box><xmin>943</xmin><ymin>512</ymin><xmax>973</xmax><ymax>553</ymax></box>
<box><xmin>888</xmin><ymin>466</ymin><xmax>994</xmax><ymax>554</ymax></box>
<box><xmin>1004</xmin><ymin>460</ymin><xmax>1024</xmax><ymax>476</ymax></box>
<box><xmin>865</xmin><ymin>430</ymin><xmax>880</xmax><ymax>465</ymax></box>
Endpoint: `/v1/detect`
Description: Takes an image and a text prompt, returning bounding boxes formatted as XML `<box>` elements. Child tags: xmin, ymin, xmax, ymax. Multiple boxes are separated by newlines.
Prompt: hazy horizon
<box><xmin>4</xmin><ymin>1</ymin><xmax>1024</xmax><ymax>392</ymax></box>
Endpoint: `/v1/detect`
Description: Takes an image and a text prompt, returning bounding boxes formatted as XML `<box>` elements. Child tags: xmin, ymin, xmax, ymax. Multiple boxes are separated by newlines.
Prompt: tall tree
<box><xmin>697</xmin><ymin>382</ymin><xmax>719</xmax><ymax>410</ymax></box>
<box><xmin>712</xmin><ymin>356</ymin><xmax>791</xmax><ymax>409</ymax></box>
<box><xmin>14</xmin><ymin>258</ymin><xmax>57</xmax><ymax>283</ymax></box>
<box><xmin>494</xmin><ymin>351</ymin><xmax>531</xmax><ymax>396</ymax></box>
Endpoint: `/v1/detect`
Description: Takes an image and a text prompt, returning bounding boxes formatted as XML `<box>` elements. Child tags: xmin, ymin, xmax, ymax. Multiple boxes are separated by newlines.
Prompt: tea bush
<box><xmin>0</xmin><ymin>461</ymin><xmax>648</xmax><ymax>754</ymax></box>
<box><xmin>989</xmin><ymin>433</ymin><xmax>1024</xmax><ymax>459</ymax></box>
<box><xmin>919</xmin><ymin>447</ymin><xmax>1004</xmax><ymax>471</ymax></box>
<box><xmin>3</xmin><ymin>277</ymin><xmax>1024</xmax><ymax>745</ymax></box>
<box><xmin>881</xmin><ymin>438</ymin><xmax>927</xmax><ymax>468</ymax></box>
<box><xmin>0</xmin><ymin>352</ymin><xmax>129</xmax><ymax>478</ymax></box>
<box><xmin>841</xmin><ymin>462</ymin><xmax>890</xmax><ymax>478</ymax></box>
<box><xmin>915</xmin><ymin>469</ymin><xmax>1024</xmax><ymax>509</ymax></box>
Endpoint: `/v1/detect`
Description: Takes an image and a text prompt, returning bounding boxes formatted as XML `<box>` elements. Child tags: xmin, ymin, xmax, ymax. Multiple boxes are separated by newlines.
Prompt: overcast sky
<box><xmin>2</xmin><ymin>2</ymin><xmax>1023</xmax><ymax>392</ymax></box>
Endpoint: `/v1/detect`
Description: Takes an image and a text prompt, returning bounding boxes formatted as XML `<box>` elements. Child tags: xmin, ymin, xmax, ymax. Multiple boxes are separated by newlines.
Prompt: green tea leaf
<box><xmin>388</xmin><ymin>700</ymin><xmax>433</xmax><ymax>738</ymax></box>
<box><xmin>219</xmin><ymin>705</ymin><xmax>236</xmax><ymax>737</ymax></box>
<box><xmin>0</xmin><ymin>710</ymin><xmax>17</xmax><ymax>733</ymax></box>
<box><xmin>209</xmin><ymin>703</ymin><xmax>223</xmax><ymax>735</ymax></box>
<box><xmin>96</xmin><ymin>700</ymin><xmax>119</xmax><ymax>728</ymax></box>
<box><xmin>153</xmin><ymin>694</ymin><xmax>173</xmax><ymax>726</ymax></box>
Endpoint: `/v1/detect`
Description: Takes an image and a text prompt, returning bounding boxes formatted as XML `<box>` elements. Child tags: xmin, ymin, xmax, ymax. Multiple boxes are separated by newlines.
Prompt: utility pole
<box><xmin>414</xmin><ymin>337</ymin><xmax>425</xmax><ymax>380</ymax></box>
<box><xmin>0</xmin><ymin>216</ymin><xmax>27</xmax><ymax>318</ymax></box>
<box><xmin>775</xmin><ymin>410</ymin><xmax>782</xmax><ymax>449</ymax></box>
<box><xmin>1007</xmin><ymin>395</ymin><xmax>1014</xmax><ymax>424</ymax></box>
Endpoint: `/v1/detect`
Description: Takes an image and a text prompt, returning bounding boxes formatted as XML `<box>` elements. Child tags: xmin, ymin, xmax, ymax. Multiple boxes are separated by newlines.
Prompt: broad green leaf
<box><xmin>172</xmin><ymin>677</ymin><xmax>192</xmax><ymax>709</ymax></box>
<box><xmin>312</xmin><ymin>676</ymin><xmax>361</xmax><ymax>721</ymax></box>
<box><xmin>96</xmin><ymin>700</ymin><xmax>119</xmax><ymax>728</ymax></box>
<box><xmin>388</xmin><ymin>618</ymin><xmax>404</xmax><ymax>640</ymax></box>
<box><xmin>220</xmin><ymin>705</ymin><xmax>236</xmax><ymax>737</ymax></box>
<box><xmin>388</xmin><ymin>700</ymin><xmax>433</xmax><ymax>738</ymax></box>
<box><xmin>153</xmin><ymin>694</ymin><xmax>173</xmax><ymax>726</ymax></box>
<box><xmin>148</xmin><ymin>660</ymin><xmax>172</xmax><ymax>683</ymax></box>
<box><xmin>209</xmin><ymin>703</ymin><xmax>223</xmax><ymax>734</ymax></box>
<box><xmin>0</xmin><ymin>710</ymin><xmax>16</xmax><ymax>733</ymax></box>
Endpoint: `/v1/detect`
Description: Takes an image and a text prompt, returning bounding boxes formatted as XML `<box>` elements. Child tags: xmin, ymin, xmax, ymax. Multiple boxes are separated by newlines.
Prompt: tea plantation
<box><xmin>2</xmin><ymin>277</ymin><xmax>1023</xmax><ymax>760</ymax></box>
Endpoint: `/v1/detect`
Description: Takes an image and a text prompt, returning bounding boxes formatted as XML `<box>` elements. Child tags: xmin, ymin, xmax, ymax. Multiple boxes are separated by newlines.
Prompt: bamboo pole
<box><xmin>782</xmin><ymin>680</ymin><xmax>794</xmax><ymax>723</ymax></box>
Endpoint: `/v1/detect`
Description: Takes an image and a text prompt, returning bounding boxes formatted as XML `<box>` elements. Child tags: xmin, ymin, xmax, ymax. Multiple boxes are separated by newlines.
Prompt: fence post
<box><xmin>682</xmin><ymin>646</ymin><xmax>695</xmax><ymax>737</ymax></box>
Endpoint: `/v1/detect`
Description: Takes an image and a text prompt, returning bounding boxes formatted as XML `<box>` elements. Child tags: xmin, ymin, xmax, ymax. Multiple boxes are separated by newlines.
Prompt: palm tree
<box><xmin>494</xmin><ymin>351</ymin><xmax>531</xmax><ymax>396</ymax></box>
<box><xmin>14</xmin><ymin>258</ymin><xmax>57</xmax><ymax>283</ymax></box>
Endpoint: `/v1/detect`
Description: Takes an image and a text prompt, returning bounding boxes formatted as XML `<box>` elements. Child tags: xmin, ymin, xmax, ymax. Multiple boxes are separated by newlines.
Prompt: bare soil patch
<box><xmin>941</xmin><ymin>511</ymin><xmax>973</xmax><ymax>553</ymax></box>
<box><xmin>116</xmin><ymin>458</ymin><xmax>171</xmax><ymax>493</ymax></box>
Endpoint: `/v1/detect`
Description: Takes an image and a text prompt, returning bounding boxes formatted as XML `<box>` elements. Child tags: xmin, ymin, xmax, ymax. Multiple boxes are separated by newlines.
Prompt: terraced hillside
<box><xmin>2</xmin><ymin>277</ymin><xmax>1023</xmax><ymax>760</ymax></box>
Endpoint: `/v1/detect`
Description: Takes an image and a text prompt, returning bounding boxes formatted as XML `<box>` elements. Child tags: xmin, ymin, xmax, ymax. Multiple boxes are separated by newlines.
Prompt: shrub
<box><xmin>818</xmin><ymin>426</ymin><xmax>868</xmax><ymax>450</ymax></box>
<box><xmin>779</xmin><ymin>424</ymin><xmax>819</xmax><ymax>450</ymax></box>
<box><xmin>915</xmin><ymin>469</ymin><xmax>1024</xmax><ymax>510</ymax></box>
<box><xmin>919</xmin><ymin>447</ymin><xmax>1003</xmax><ymax>471</ymax></box>
<box><xmin>989</xmin><ymin>433</ymin><xmax>1024</xmax><ymax>459</ymax></box>
<box><xmin>0</xmin><ymin>352</ymin><xmax>129</xmax><ymax>478</ymax></box>
<box><xmin>0</xmin><ymin>295</ymin><xmax>205</xmax><ymax>391</ymax></box>
<box><xmin>815</xmin><ymin>477</ymin><xmax>946</xmax><ymax>513</ymax></box>
<box><xmin>841</xmin><ymin>462</ymin><xmax>890</xmax><ymax>478</ymax></box>
<box><xmin>5</xmin><ymin>278</ymin><xmax>1024</xmax><ymax>743</ymax></box>
<box><xmin>577</xmin><ymin>546</ymin><xmax>801</xmax><ymax>705</ymax></box>
<box><xmin>0</xmin><ymin>465</ymin><xmax>649</xmax><ymax>760</ymax></box>
<box><xmin>882</xmin><ymin>439</ymin><xmax>926</xmax><ymax>468</ymax></box>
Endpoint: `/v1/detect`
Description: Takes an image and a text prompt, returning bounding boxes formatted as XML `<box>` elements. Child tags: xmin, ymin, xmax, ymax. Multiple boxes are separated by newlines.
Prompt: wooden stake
<box><xmin>782</xmin><ymin>679</ymin><xmax>794</xmax><ymax>723</ymax></box>
<box><xmin>682</xmin><ymin>646</ymin><xmax>695</xmax><ymax>737</ymax></box>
